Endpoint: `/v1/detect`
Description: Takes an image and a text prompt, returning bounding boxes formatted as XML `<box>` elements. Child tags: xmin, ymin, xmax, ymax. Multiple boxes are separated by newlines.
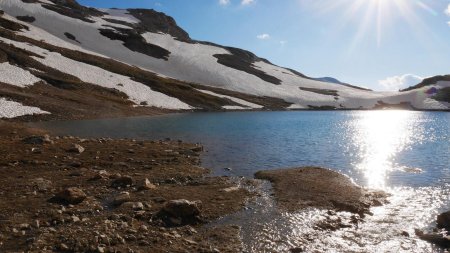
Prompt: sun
<box><xmin>305</xmin><ymin>0</ymin><xmax>436</xmax><ymax>48</ymax></box>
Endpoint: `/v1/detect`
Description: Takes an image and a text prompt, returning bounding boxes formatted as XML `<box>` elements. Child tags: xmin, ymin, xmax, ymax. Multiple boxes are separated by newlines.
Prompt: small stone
<box><xmin>138</xmin><ymin>178</ymin><xmax>156</xmax><ymax>191</ymax></box>
<box><xmin>71</xmin><ymin>216</ymin><xmax>80</xmax><ymax>223</ymax></box>
<box><xmin>91</xmin><ymin>170</ymin><xmax>110</xmax><ymax>180</ymax></box>
<box><xmin>22</xmin><ymin>135</ymin><xmax>52</xmax><ymax>145</ymax></box>
<box><xmin>19</xmin><ymin>224</ymin><xmax>30</xmax><ymax>230</ymax></box>
<box><xmin>31</xmin><ymin>148</ymin><xmax>42</xmax><ymax>154</ymax></box>
<box><xmin>60</xmin><ymin>243</ymin><xmax>69</xmax><ymax>251</ymax></box>
<box><xmin>191</xmin><ymin>146</ymin><xmax>203</xmax><ymax>152</ymax></box>
<box><xmin>53</xmin><ymin>187</ymin><xmax>87</xmax><ymax>205</ymax></box>
<box><xmin>67</xmin><ymin>144</ymin><xmax>85</xmax><ymax>154</ymax></box>
<box><xmin>111</xmin><ymin>176</ymin><xmax>133</xmax><ymax>188</ymax></box>
<box><xmin>113</xmin><ymin>192</ymin><xmax>131</xmax><ymax>206</ymax></box>
<box><xmin>133</xmin><ymin>202</ymin><xmax>144</xmax><ymax>210</ymax></box>
<box><xmin>31</xmin><ymin>178</ymin><xmax>52</xmax><ymax>192</ymax></box>
<box><xmin>34</xmin><ymin>220</ymin><xmax>40</xmax><ymax>229</ymax></box>
<box><xmin>221</xmin><ymin>186</ymin><xmax>239</xmax><ymax>193</ymax></box>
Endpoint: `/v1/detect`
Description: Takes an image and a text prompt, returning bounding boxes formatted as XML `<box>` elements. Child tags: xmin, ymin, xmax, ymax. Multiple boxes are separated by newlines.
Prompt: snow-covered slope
<box><xmin>0</xmin><ymin>0</ymin><xmax>448</xmax><ymax>119</ymax></box>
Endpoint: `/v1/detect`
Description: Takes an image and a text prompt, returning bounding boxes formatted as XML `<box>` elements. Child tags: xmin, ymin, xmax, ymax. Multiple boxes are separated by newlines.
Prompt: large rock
<box><xmin>437</xmin><ymin>211</ymin><xmax>450</xmax><ymax>231</ymax></box>
<box><xmin>52</xmin><ymin>187</ymin><xmax>87</xmax><ymax>205</ymax></box>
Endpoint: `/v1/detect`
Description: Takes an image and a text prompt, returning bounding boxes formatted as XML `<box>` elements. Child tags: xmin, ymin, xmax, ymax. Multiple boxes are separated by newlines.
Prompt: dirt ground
<box><xmin>0</xmin><ymin>121</ymin><xmax>252</xmax><ymax>253</ymax></box>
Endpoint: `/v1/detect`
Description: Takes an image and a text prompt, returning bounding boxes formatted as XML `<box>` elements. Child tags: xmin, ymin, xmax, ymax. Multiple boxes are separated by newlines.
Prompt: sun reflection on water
<box><xmin>350</xmin><ymin>111</ymin><xmax>424</xmax><ymax>189</ymax></box>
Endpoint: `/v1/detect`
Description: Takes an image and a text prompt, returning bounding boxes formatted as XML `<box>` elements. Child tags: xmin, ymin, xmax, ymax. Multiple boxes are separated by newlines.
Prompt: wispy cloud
<box><xmin>257</xmin><ymin>33</ymin><xmax>270</xmax><ymax>40</ymax></box>
<box><xmin>241</xmin><ymin>0</ymin><xmax>255</xmax><ymax>6</ymax></box>
<box><xmin>279</xmin><ymin>40</ymin><xmax>287</xmax><ymax>45</ymax></box>
<box><xmin>219</xmin><ymin>0</ymin><xmax>230</xmax><ymax>6</ymax></box>
<box><xmin>378</xmin><ymin>74</ymin><xmax>423</xmax><ymax>91</ymax></box>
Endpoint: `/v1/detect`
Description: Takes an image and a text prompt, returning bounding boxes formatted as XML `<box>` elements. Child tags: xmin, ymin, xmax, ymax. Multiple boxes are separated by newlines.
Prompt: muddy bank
<box><xmin>0</xmin><ymin>122</ymin><xmax>251</xmax><ymax>252</ymax></box>
<box><xmin>255</xmin><ymin>167</ymin><xmax>389</xmax><ymax>216</ymax></box>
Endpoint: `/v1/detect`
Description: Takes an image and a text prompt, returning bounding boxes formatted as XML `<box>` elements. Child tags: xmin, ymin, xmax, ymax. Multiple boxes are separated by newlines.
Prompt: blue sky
<box><xmin>79</xmin><ymin>0</ymin><xmax>450</xmax><ymax>91</ymax></box>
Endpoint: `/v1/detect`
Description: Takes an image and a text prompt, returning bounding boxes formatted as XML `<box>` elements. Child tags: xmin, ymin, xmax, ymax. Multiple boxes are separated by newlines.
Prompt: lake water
<box><xmin>32</xmin><ymin>111</ymin><xmax>450</xmax><ymax>252</ymax></box>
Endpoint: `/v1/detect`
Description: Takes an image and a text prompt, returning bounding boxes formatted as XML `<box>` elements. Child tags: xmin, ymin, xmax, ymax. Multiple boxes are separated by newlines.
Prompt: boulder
<box><xmin>437</xmin><ymin>211</ymin><xmax>450</xmax><ymax>231</ymax></box>
<box><xmin>52</xmin><ymin>187</ymin><xmax>87</xmax><ymax>205</ymax></box>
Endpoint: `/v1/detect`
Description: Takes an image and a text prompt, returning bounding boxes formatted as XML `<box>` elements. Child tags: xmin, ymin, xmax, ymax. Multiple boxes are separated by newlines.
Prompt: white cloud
<box><xmin>241</xmin><ymin>0</ymin><xmax>255</xmax><ymax>5</ymax></box>
<box><xmin>257</xmin><ymin>33</ymin><xmax>270</xmax><ymax>40</ymax></box>
<box><xmin>378</xmin><ymin>74</ymin><xmax>424</xmax><ymax>91</ymax></box>
<box><xmin>445</xmin><ymin>4</ymin><xmax>450</xmax><ymax>16</ymax></box>
<box><xmin>219</xmin><ymin>0</ymin><xmax>230</xmax><ymax>6</ymax></box>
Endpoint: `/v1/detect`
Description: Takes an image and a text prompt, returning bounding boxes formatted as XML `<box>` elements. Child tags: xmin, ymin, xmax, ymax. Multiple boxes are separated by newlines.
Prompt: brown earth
<box><xmin>0</xmin><ymin>122</ymin><xmax>252</xmax><ymax>253</ymax></box>
<box><xmin>255</xmin><ymin>167</ymin><xmax>389</xmax><ymax>216</ymax></box>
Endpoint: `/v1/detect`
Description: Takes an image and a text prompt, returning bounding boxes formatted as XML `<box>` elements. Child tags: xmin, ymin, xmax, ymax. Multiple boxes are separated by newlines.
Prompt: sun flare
<box><xmin>304</xmin><ymin>0</ymin><xmax>436</xmax><ymax>48</ymax></box>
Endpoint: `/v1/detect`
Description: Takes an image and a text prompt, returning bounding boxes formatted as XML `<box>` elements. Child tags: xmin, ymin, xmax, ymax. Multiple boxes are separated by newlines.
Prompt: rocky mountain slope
<box><xmin>0</xmin><ymin>0</ymin><xmax>449</xmax><ymax>120</ymax></box>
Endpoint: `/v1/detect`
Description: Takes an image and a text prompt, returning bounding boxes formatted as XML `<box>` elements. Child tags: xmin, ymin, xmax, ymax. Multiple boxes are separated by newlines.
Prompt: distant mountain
<box><xmin>0</xmin><ymin>0</ymin><xmax>448</xmax><ymax>120</ymax></box>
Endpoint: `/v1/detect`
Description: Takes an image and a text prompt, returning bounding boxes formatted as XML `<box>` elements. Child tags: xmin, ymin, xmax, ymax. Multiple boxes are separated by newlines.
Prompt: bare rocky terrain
<box><xmin>0</xmin><ymin>122</ymin><xmax>252</xmax><ymax>252</ymax></box>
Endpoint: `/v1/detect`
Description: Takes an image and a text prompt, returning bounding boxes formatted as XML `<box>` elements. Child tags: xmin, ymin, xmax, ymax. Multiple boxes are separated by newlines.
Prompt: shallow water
<box><xmin>32</xmin><ymin>111</ymin><xmax>450</xmax><ymax>252</ymax></box>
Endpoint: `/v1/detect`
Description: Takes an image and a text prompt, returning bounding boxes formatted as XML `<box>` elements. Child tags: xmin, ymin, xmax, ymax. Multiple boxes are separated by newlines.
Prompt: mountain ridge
<box><xmin>0</xmin><ymin>0</ymin><xmax>449</xmax><ymax>120</ymax></box>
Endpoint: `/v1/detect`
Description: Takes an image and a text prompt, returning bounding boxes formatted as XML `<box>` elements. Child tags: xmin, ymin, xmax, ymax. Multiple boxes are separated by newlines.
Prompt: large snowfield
<box><xmin>0</xmin><ymin>0</ymin><xmax>448</xmax><ymax>118</ymax></box>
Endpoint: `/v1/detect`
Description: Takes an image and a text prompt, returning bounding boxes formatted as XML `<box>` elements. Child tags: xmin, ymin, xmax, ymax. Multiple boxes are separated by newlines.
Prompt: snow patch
<box><xmin>0</xmin><ymin>97</ymin><xmax>49</xmax><ymax>118</ymax></box>
<box><xmin>196</xmin><ymin>89</ymin><xmax>263</xmax><ymax>109</ymax></box>
<box><xmin>99</xmin><ymin>9</ymin><xmax>140</xmax><ymax>24</ymax></box>
<box><xmin>222</xmin><ymin>105</ymin><xmax>250</xmax><ymax>110</ymax></box>
<box><xmin>0</xmin><ymin>62</ymin><xmax>41</xmax><ymax>87</ymax></box>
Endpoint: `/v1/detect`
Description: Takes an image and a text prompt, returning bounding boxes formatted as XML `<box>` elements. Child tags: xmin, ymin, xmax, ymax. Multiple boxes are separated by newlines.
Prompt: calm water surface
<box><xmin>32</xmin><ymin>111</ymin><xmax>450</xmax><ymax>252</ymax></box>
